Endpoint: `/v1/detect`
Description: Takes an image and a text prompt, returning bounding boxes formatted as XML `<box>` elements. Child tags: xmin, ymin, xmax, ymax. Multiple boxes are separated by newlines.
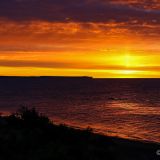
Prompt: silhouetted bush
<box><xmin>3</xmin><ymin>106</ymin><xmax>51</xmax><ymax>129</ymax></box>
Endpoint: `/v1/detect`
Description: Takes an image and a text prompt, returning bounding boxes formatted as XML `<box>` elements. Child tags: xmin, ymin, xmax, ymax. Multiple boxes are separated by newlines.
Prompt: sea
<box><xmin>0</xmin><ymin>77</ymin><xmax>159</xmax><ymax>143</ymax></box>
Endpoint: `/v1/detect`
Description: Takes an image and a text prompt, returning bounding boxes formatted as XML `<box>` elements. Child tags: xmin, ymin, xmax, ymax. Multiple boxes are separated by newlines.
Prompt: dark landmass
<box><xmin>0</xmin><ymin>107</ymin><xmax>159</xmax><ymax>160</ymax></box>
<box><xmin>0</xmin><ymin>76</ymin><xmax>93</xmax><ymax>80</ymax></box>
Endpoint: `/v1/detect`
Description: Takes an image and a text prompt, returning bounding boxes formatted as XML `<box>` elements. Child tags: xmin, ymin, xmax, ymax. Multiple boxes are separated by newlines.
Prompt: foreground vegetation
<box><xmin>0</xmin><ymin>107</ymin><xmax>159</xmax><ymax>160</ymax></box>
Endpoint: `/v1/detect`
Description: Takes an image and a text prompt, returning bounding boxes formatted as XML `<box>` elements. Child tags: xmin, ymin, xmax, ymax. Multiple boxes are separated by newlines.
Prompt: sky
<box><xmin>0</xmin><ymin>0</ymin><xmax>160</xmax><ymax>78</ymax></box>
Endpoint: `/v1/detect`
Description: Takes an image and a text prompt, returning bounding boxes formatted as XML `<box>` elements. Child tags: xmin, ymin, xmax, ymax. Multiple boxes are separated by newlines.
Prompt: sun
<box><xmin>105</xmin><ymin>50</ymin><xmax>143</xmax><ymax>77</ymax></box>
<box><xmin>119</xmin><ymin>54</ymin><xmax>139</xmax><ymax>76</ymax></box>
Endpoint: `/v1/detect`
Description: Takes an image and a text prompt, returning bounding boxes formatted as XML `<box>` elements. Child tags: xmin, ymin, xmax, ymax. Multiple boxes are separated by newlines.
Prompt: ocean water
<box><xmin>0</xmin><ymin>77</ymin><xmax>160</xmax><ymax>143</ymax></box>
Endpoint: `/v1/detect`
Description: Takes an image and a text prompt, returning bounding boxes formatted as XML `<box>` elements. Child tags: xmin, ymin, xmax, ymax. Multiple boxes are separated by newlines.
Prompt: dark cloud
<box><xmin>0</xmin><ymin>0</ymin><xmax>160</xmax><ymax>24</ymax></box>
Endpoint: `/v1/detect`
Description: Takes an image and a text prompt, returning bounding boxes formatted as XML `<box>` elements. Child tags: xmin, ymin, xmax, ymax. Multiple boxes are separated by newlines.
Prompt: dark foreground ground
<box><xmin>0</xmin><ymin>107</ymin><xmax>159</xmax><ymax>160</ymax></box>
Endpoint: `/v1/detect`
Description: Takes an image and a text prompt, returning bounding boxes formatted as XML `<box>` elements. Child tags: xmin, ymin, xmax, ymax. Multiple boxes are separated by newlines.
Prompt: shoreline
<box><xmin>1</xmin><ymin>110</ymin><xmax>160</xmax><ymax>145</ymax></box>
<box><xmin>0</xmin><ymin>107</ymin><xmax>159</xmax><ymax>160</ymax></box>
<box><xmin>53</xmin><ymin>121</ymin><xmax>160</xmax><ymax>145</ymax></box>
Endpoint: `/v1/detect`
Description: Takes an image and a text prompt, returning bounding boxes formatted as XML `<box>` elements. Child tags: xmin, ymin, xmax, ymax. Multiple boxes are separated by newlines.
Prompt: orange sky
<box><xmin>0</xmin><ymin>0</ymin><xmax>160</xmax><ymax>78</ymax></box>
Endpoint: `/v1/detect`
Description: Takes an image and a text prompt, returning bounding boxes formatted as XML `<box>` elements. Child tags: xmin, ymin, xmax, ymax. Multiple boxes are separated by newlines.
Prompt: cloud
<box><xmin>0</xmin><ymin>59</ymin><xmax>72</xmax><ymax>68</ymax></box>
<box><xmin>0</xmin><ymin>0</ymin><xmax>160</xmax><ymax>24</ymax></box>
<box><xmin>109</xmin><ymin>0</ymin><xmax>160</xmax><ymax>10</ymax></box>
